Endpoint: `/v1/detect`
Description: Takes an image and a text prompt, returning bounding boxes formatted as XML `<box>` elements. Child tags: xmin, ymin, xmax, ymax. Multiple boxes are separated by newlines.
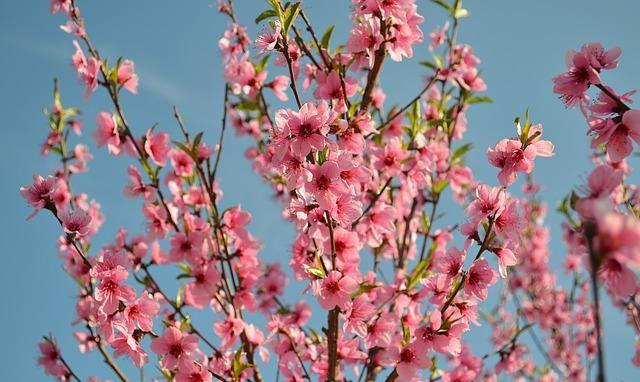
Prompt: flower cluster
<box><xmin>23</xmin><ymin>1</ymin><xmax>640</xmax><ymax>382</ymax></box>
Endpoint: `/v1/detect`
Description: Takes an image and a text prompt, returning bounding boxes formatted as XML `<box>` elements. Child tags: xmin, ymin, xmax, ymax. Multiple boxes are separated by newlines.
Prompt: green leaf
<box><xmin>454</xmin><ymin>8</ymin><xmax>470</xmax><ymax>18</ymax></box>
<box><xmin>255</xmin><ymin>9</ymin><xmax>278</xmax><ymax>23</ymax></box>
<box><xmin>320</xmin><ymin>25</ymin><xmax>335</xmax><ymax>50</ymax></box>
<box><xmin>433</xmin><ymin>54</ymin><xmax>443</xmax><ymax>69</ymax></box>
<box><xmin>282</xmin><ymin>2</ymin><xmax>300</xmax><ymax>34</ymax></box>
<box><xmin>451</xmin><ymin>143</ymin><xmax>473</xmax><ymax>164</ymax></box>
<box><xmin>232</xmin><ymin>348</ymin><xmax>253</xmax><ymax>379</ymax></box>
<box><xmin>402</xmin><ymin>321</ymin><xmax>411</xmax><ymax>345</ymax></box>
<box><xmin>431</xmin><ymin>0</ymin><xmax>453</xmax><ymax>13</ymax></box>
<box><xmin>175</xmin><ymin>285</ymin><xmax>184</xmax><ymax>308</ymax></box>
<box><xmin>193</xmin><ymin>132</ymin><xmax>204</xmax><ymax>148</ymax></box>
<box><xmin>173</xmin><ymin>140</ymin><xmax>195</xmax><ymax>160</ymax></box>
<box><xmin>307</xmin><ymin>266</ymin><xmax>326</xmax><ymax>279</ymax></box>
<box><xmin>419</xmin><ymin>61</ymin><xmax>438</xmax><ymax>71</ymax></box>
<box><xmin>350</xmin><ymin>283</ymin><xmax>378</xmax><ymax>298</ymax></box>
<box><xmin>465</xmin><ymin>96</ymin><xmax>493</xmax><ymax>105</ymax></box>
<box><xmin>433</xmin><ymin>180</ymin><xmax>449</xmax><ymax>194</ymax></box>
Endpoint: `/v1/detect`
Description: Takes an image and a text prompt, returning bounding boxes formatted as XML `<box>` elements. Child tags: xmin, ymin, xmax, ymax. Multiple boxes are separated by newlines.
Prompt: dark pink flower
<box><xmin>150</xmin><ymin>327</ymin><xmax>199</xmax><ymax>370</ymax></box>
<box><xmin>318</xmin><ymin>270</ymin><xmax>358</xmax><ymax>310</ymax></box>
<box><xmin>59</xmin><ymin>208</ymin><xmax>92</xmax><ymax>237</ymax></box>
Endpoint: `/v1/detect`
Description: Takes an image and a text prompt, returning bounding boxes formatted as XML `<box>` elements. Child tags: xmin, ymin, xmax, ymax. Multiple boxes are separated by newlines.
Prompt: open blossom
<box><xmin>93</xmin><ymin>112</ymin><xmax>121</xmax><ymax>155</ymax></box>
<box><xmin>50</xmin><ymin>0</ymin><xmax>70</xmax><ymax>14</ymax></box>
<box><xmin>305</xmin><ymin>161</ymin><xmax>348</xmax><ymax>211</ymax></box>
<box><xmin>151</xmin><ymin>327</ymin><xmax>199</xmax><ymax>370</ymax></box>
<box><xmin>38</xmin><ymin>339</ymin><xmax>66</xmax><ymax>377</ymax></box>
<box><xmin>589</xmin><ymin>109</ymin><xmax>640</xmax><ymax>162</ymax></box>
<box><xmin>553</xmin><ymin>43</ymin><xmax>621</xmax><ymax>107</ymax></box>
<box><xmin>487</xmin><ymin>124</ymin><xmax>554</xmax><ymax>186</ymax></box>
<box><xmin>313</xmin><ymin>71</ymin><xmax>358</xmax><ymax>111</ymax></box>
<box><xmin>123</xmin><ymin>294</ymin><xmax>159</xmax><ymax>332</ymax></box>
<box><xmin>465</xmin><ymin>259</ymin><xmax>498</xmax><ymax>300</ymax></box>
<box><xmin>494</xmin><ymin>247</ymin><xmax>518</xmax><ymax>278</ymax></box>
<box><xmin>117</xmin><ymin>59</ymin><xmax>139</xmax><ymax>94</ymax></box>
<box><xmin>574</xmin><ymin>164</ymin><xmax>623</xmax><ymax>218</ymax></box>
<box><xmin>254</xmin><ymin>20</ymin><xmax>280</xmax><ymax>55</ymax></box>
<box><xmin>275</xmin><ymin>101</ymin><xmax>336</xmax><ymax>157</ymax></box>
<box><xmin>94</xmin><ymin>270</ymin><xmax>136</xmax><ymax>314</ymax></box>
<box><xmin>269</xmin><ymin>75</ymin><xmax>290</xmax><ymax>102</ymax></box>
<box><xmin>466</xmin><ymin>184</ymin><xmax>506</xmax><ymax>227</ymax></box>
<box><xmin>594</xmin><ymin>211</ymin><xmax>640</xmax><ymax>269</ymax></box>
<box><xmin>59</xmin><ymin>208</ymin><xmax>92</xmax><ymax>237</ymax></box>
<box><xmin>213</xmin><ymin>309</ymin><xmax>245</xmax><ymax>349</ymax></box>
<box><xmin>111</xmin><ymin>326</ymin><xmax>149</xmax><ymax>368</ymax></box>
<box><xmin>20</xmin><ymin>174</ymin><xmax>56</xmax><ymax>218</ymax></box>
<box><xmin>318</xmin><ymin>270</ymin><xmax>358</xmax><ymax>310</ymax></box>
<box><xmin>144</xmin><ymin>129</ymin><xmax>170</xmax><ymax>166</ymax></box>
<box><xmin>71</xmin><ymin>40</ymin><xmax>100</xmax><ymax>99</ymax></box>
<box><xmin>390</xmin><ymin>342</ymin><xmax>431</xmax><ymax>381</ymax></box>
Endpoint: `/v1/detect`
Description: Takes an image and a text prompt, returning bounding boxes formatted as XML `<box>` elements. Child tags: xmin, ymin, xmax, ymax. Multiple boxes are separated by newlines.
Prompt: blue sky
<box><xmin>2</xmin><ymin>1</ymin><xmax>640</xmax><ymax>381</ymax></box>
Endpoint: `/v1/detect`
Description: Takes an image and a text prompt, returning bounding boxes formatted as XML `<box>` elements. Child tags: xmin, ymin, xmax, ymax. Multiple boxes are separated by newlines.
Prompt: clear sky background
<box><xmin>1</xmin><ymin>1</ymin><xmax>640</xmax><ymax>381</ymax></box>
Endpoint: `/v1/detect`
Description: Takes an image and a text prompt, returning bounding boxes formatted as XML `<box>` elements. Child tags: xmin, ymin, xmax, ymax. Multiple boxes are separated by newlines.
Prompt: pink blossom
<box><xmin>37</xmin><ymin>339</ymin><xmax>66</xmax><ymax>377</ymax></box>
<box><xmin>305</xmin><ymin>161</ymin><xmax>347</xmax><ymax>211</ymax></box>
<box><xmin>93</xmin><ymin>270</ymin><xmax>136</xmax><ymax>314</ymax></box>
<box><xmin>20</xmin><ymin>174</ymin><xmax>56</xmax><ymax>218</ymax></box>
<box><xmin>494</xmin><ymin>247</ymin><xmax>518</xmax><ymax>278</ymax></box>
<box><xmin>466</xmin><ymin>185</ymin><xmax>506</xmax><ymax>227</ymax></box>
<box><xmin>59</xmin><ymin>208</ymin><xmax>92</xmax><ymax>237</ymax></box>
<box><xmin>575</xmin><ymin>164</ymin><xmax>623</xmax><ymax>218</ymax></box>
<box><xmin>117</xmin><ymin>59</ymin><xmax>139</xmax><ymax>94</ymax></box>
<box><xmin>254</xmin><ymin>21</ymin><xmax>281</xmax><ymax>55</ymax></box>
<box><xmin>465</xmin><ymin>259</ymin><xmax>498</xmax><ymax>300</ymax></box>
<box><xmin>93</xmin><ymin>112</ymin><xmax>121</xmax><ymax>155</ymax></box>
<box><xmin>213</xmin><ymin>309</ymin><xmax>245</xmax><ymax>349</ymax></box>
<box><xmin>589</xmin><ymin>109</ymin><xmax>640</xmax><ymax>162</ymax></box>
<box><xmin>71</xmin><ymin>40</ymin><xmax>100</xmax><ymax>99</ymax></box>
<box><xmin>123</xmin><ymin>294</ymin><xmax>160</xmax><ymax>332</ymax></box>
<box><xmin>487</xmin><ymin>124</ymin><xmax>554</xmax><ymax>187</ymax></box>
<box><xmin>144</xmin><ymin>129</ymin><xmax>170</xmax><ymax>166</ymax></box>
<box><xmin>318</xmin><ymin>270</ymin><xmax>358</xmax><ymax>310</ymax></box>
<box><xmin>343</xmin><ymin>295</ymin><xmax>375</xmax><ymax>337</ymax></box>
<box><xmin>50</xmin><ymin>0</ymin><xmax>70</xmax><ymax>14</ymax></box>
<box><xmin>111</xmin><ymin>325</ymin><xmax>149</xmax><ymax>368</ymax></box>
<box><xmin>185</xmin><ymin>264</ymin><xmax>221</xmax><ymax>309</ymax></box>
<box><xmin>169</xmin><ymin>148</ymin><xmax>195</xmax><ymax>177</ymax></box>
<box><xmin>269</xmin><ymin>75</ymin><xmax>290</xmax><ymax>101</ymax></box>
<box><xmin>150</xmin><ymin>327</ymin><xmax>199</xmax><ymax>370</ymax></box>
<box><xmin>391</xmin><ymin>342</ymin><xmax>431</xmax><ymax>381</ymax></box>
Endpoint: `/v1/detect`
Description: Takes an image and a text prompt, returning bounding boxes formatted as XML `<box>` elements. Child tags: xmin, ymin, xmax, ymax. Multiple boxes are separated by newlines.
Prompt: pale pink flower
<box><xmin>50</xmin><ymin>0</ymin><xmax>70</xmax><ymax>14</ymax></box>
<box><xmin>185</xmin><ymin>264</ymin><xmax>221</xmax><ymax>309</ymax></box>
<box><xmin>169</xmin><ymin>148</ymin><xmax>195</xmax><ymax>177</ymax></box>
<box><xmin>111</xmin><ymin>325</ymin><xmax>148</xmax><ymax>368</ymax></box>
<box><xmin>93</xmin><ymin>112</ymin><xmax>121</xmax><ymax>155</ymax></box>
<box><xmin>254</xmin><ymin>20</ymin><xmax>281</xmax><ymax>55</ymax></box>
<box><xmin>123</xmin><ymin>294</ymin><xmax>160</xmax><ymax>332</ymax></box>
<box><xmin>494</xmin><ymin>247</ymin><xmax>518</xmax><ymax>278</ymax></box>
<box><xmin>391</xmin><ymin>342</ymin><xmax>431</xmax><ymax>381</ymax></box>
<box><xmin>213</xmin><ymin>309</ymin><xmax>245</xmax><ymax>349</ymax></box>
<box><xmin>38</xmin><ymin>339</ymin><xmax>66</xmax><ymax>377</ymax></box>
<box><xmin>117</xmin><ymin>59</ymin><xmax>139</xmax><ymax>94</ymax></box>
<box><xmin>94</xmin><ymin>271</ymin><xmax>136</xmax><ymax>314</ymax></box>
<box><xmin>144</xmin><ymin>129</ymin><xmax>170</xmax><ymax>166</ymax></box>
<box><xmin>269</xmin><ymin>75</ymin><xmax>290</xmax><ymax>101</ymax></box>
<box><xmin>343</xmin><ymin>295</ymin><xmax>375</xmax><ymax>337</ymax></box>
<box><xmin>589</xmin><ymin>109</ymin><xmax>640</xmax><ymax>162</ymax></box>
